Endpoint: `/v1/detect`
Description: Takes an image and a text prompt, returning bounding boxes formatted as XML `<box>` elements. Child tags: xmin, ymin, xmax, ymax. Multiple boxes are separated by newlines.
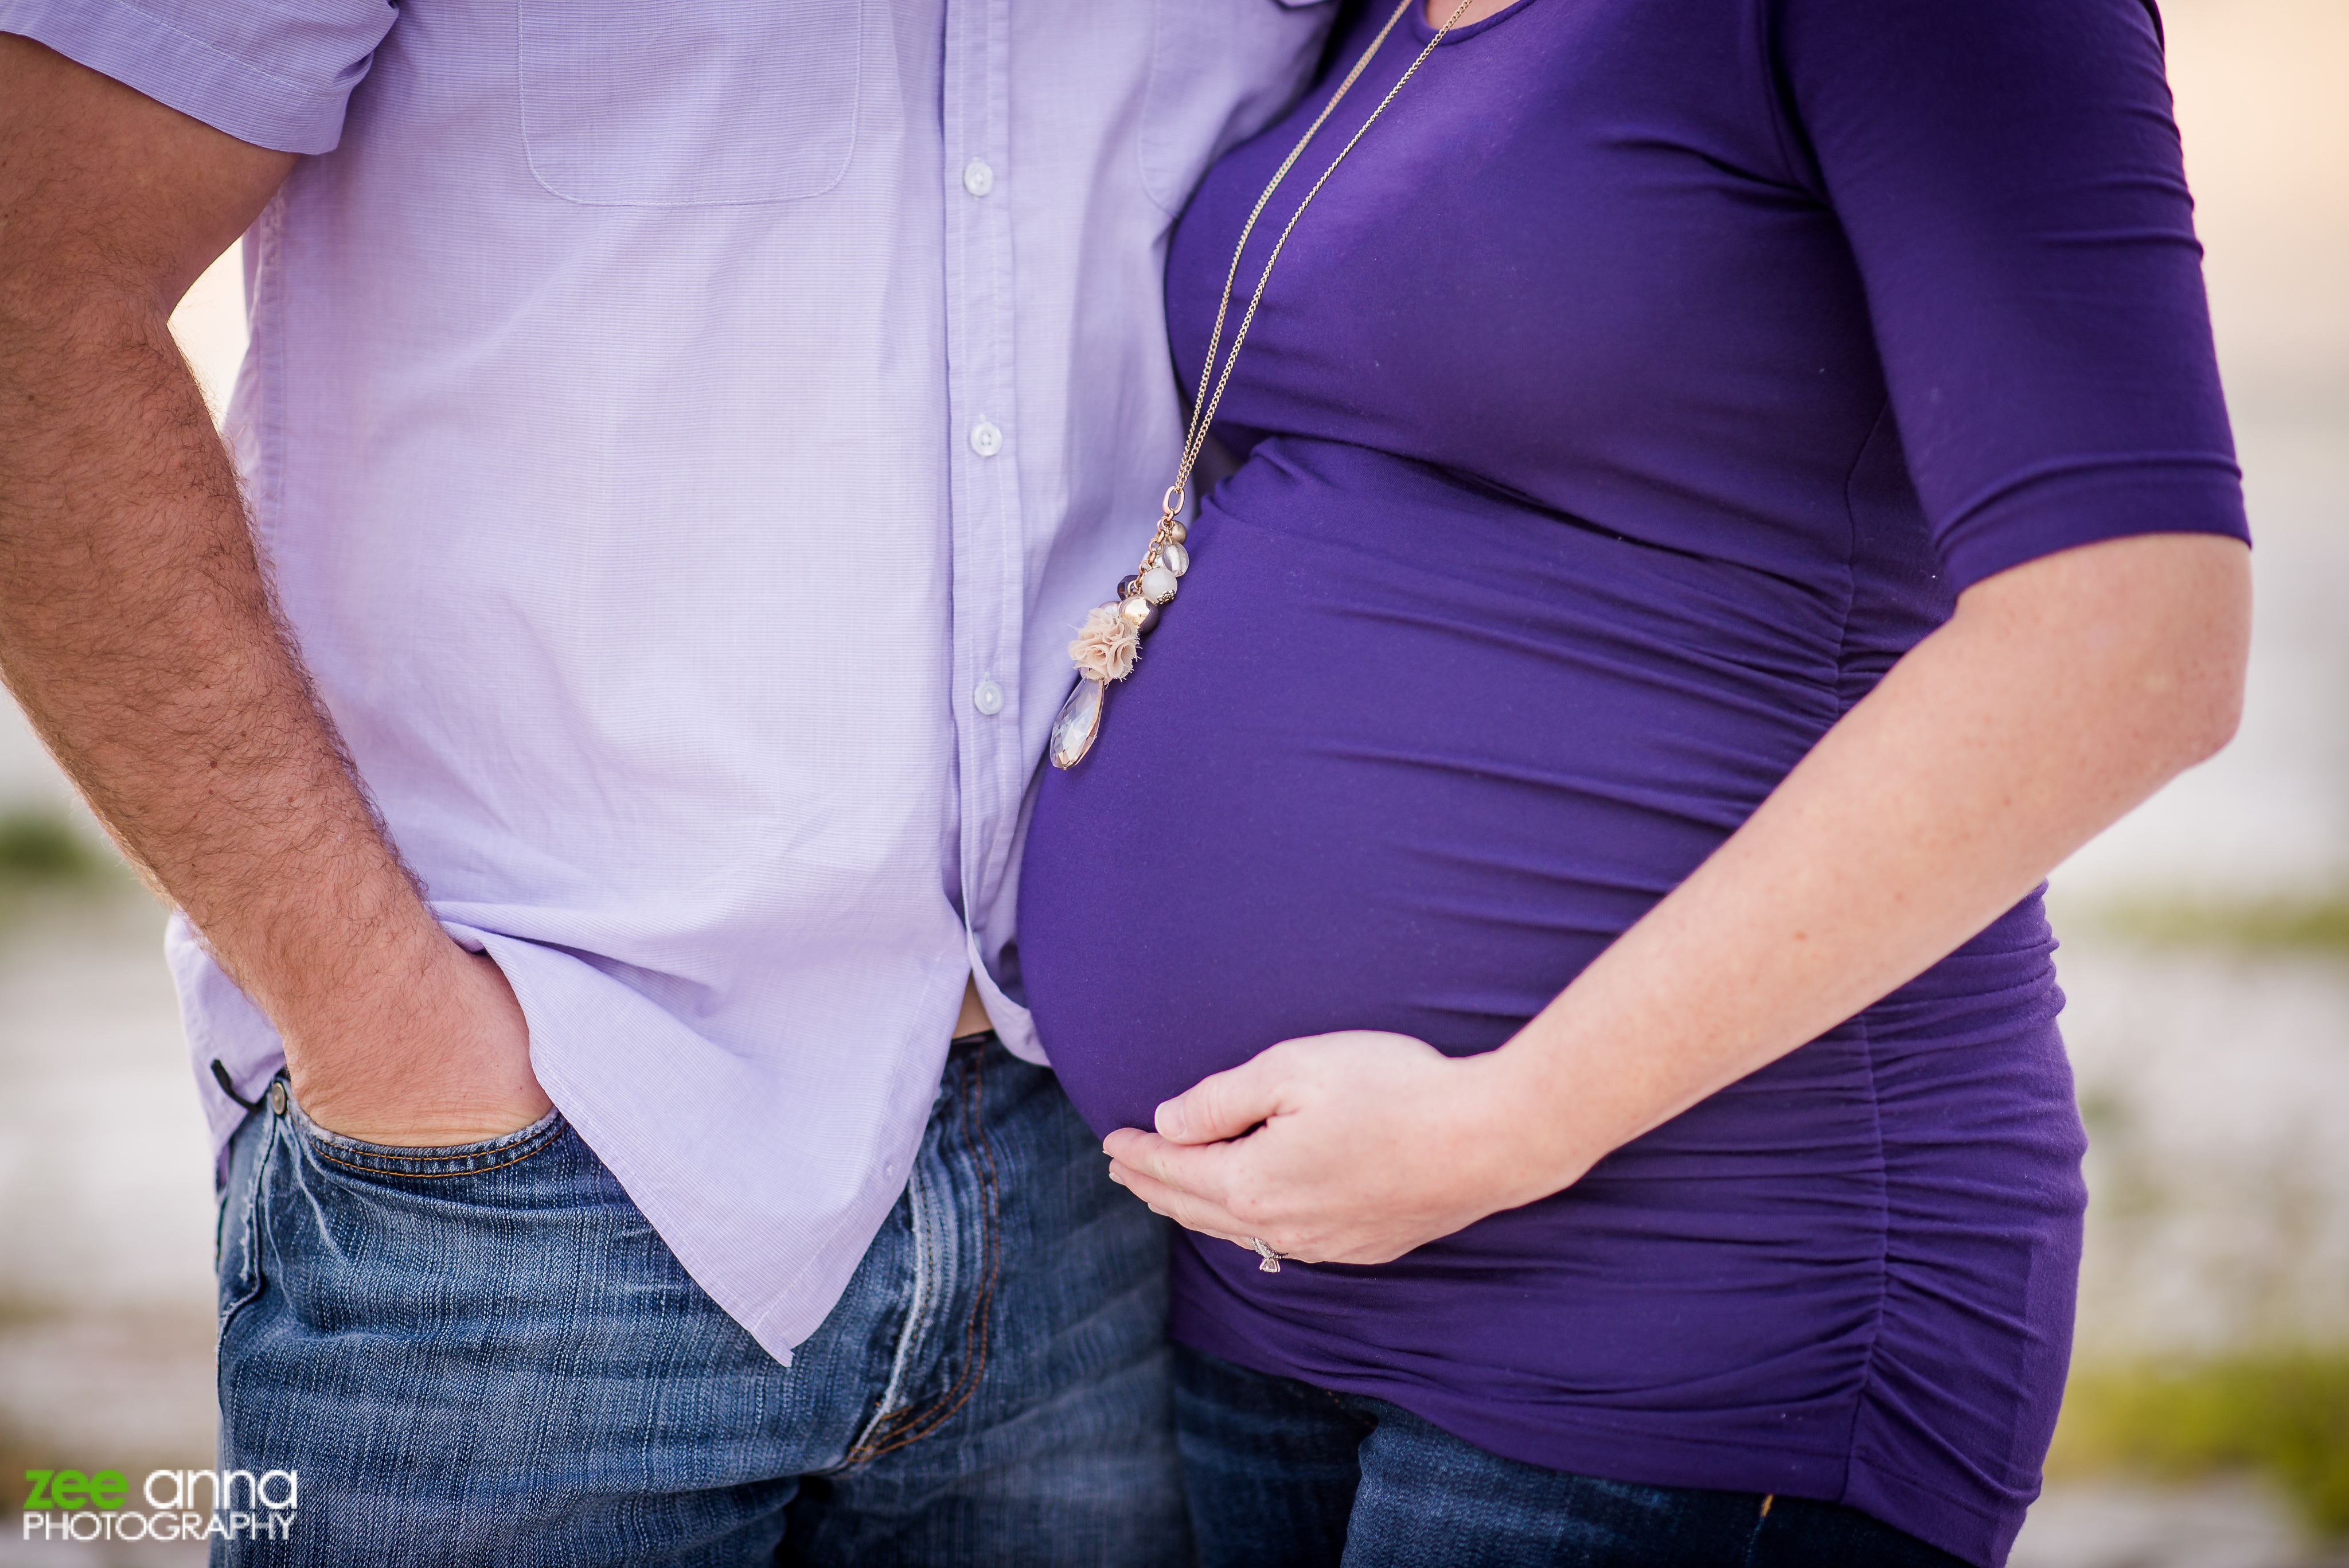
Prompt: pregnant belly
<box><xmin>1019</xmin><ymin>442</ymin><xmax>1846</xmax><ymax>1137</ymax></box>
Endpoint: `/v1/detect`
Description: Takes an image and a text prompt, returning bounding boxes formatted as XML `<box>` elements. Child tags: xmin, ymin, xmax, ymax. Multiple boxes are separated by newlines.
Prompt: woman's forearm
<box><xmin>1107</xmin><ymin>531</ymin><xmax>2247</xmax><ymax>1263</ymax></box>
<box><xmin>1493</xmin><ymin>531</ymin><xmax>2250</xmax><ymax>1188</ymax></box>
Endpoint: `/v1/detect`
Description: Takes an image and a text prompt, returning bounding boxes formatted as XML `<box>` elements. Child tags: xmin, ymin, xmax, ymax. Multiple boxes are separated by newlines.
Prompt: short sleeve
<box><xmin>1</xmin><ymin>0</ymin><xmax>398</xmax><ymax>154</ymax></box>
<box><xmin>1772</xmin><ymin>0</ymin><xmax>2250</xmax><ymax>590</ymax></box>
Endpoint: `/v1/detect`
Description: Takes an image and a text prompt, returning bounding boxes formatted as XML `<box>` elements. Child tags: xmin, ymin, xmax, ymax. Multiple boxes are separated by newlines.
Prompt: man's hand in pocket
<box><xmin>290</xmin><ymin>946</ymin><xmax>551</xmax><ymax>1148</ymax></box>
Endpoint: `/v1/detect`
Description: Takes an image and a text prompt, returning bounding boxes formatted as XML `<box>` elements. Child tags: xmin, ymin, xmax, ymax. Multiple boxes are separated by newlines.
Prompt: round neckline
<box><xmin>1407</xmin><ymin>0</ymin><xmax>1546</xmax><ymax>46</ymax></box>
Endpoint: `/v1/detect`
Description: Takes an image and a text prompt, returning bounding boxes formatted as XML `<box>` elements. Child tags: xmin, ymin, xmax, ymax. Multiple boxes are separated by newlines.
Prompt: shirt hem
<box><xmin>1844</xmin><ymin>1449</ymin><xmax>2018</xmax><ymax>1567</ymax></box>
<box><xmin>1169</xmin><ymin>1312</ymin><xmax>2015</xmax><ymax>1568</ymax></box>
<box><xmin>1170</xmin><ymin>1311</ymin><xmax>1853</xmax><ymax>1493</ymax></box>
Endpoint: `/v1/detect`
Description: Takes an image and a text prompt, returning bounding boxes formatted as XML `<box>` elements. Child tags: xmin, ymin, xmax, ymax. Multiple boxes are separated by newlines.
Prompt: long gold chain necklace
<box><xmin>1049</xmin><ymin>0</ymin><xmax>1478</xmax><ymax>770</ymax></box>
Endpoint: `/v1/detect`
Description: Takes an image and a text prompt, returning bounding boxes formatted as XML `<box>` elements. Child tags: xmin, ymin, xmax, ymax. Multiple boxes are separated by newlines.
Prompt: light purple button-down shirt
<box><xmin>3</xmin><ymin>0</ymin><xmax>1334</xmax><ymax>1360</ymax></box>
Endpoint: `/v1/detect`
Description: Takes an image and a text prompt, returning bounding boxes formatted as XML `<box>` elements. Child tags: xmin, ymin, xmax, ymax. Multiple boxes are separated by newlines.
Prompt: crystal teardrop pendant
<box><xmin>1049</xmin><ymin>675</ymin><xmax>1106</xmax><ymax>770</ymax></box>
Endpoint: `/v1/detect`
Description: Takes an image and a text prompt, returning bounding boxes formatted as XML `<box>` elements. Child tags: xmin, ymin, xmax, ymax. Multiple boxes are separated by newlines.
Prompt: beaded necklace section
<box><xmin>1049</xmin><ymin>0</ymin><xmax>1480</xmax><ymax>769</ymax></box>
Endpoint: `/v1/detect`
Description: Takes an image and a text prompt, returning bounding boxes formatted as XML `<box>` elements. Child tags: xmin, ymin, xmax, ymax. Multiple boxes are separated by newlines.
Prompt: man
<box><xmin>0</xmin><ymin>1</ymin><xmax>1335</xmax><ymax>1560</ymax></box>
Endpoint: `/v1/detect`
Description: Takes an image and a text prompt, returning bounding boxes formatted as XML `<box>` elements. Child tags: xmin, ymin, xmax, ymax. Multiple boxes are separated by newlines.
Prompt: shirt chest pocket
<box><xmin>1142</xmin><ymin>0</ymin><xmax>1338</xmax><ymax>217</ymax></box>
<box><xmin>519</xmin><ymin>0</ymin><xmax>861</xmax><ymax>207</ymax></box>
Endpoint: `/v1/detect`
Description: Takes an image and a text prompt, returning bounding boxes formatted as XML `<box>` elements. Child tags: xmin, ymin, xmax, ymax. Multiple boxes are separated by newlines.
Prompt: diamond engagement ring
<box><xmin>1249</xmin><ymin>1238</ymin><xmax>1290</xmax><ymax>1274</ymax></box>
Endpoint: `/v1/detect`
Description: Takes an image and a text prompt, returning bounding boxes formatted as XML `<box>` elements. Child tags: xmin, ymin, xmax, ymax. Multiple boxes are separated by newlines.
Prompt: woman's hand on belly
<box><xmin>1107</xmin><ymin>533</ymin><xmax>2250</xmax><ymax>1263</ymax></box>
<box><xmin>1103</xmin><ymin>1031</ymin><xmax>1560</xmax><ymax>1265</ymax></box>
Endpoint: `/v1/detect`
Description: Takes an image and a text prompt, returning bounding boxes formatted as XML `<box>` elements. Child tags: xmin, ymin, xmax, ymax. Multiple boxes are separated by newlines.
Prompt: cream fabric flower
<box><xmin>1068</xmin><ymin>602</ymin><xmax>1140</xmax><ymax>683</ymax></box>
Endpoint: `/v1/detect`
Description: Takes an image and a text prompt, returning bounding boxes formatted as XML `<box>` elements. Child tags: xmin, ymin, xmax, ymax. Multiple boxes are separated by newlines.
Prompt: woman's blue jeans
<box><xmin>213</xmin><ymin>1036</ymin><xmax>1188</xmax><ymax>1566</ymax></box>
<box><xmin>1174</xmin><ymin>1346</ymin><xmax>1973</xmax><ymax>1567</ymax></box>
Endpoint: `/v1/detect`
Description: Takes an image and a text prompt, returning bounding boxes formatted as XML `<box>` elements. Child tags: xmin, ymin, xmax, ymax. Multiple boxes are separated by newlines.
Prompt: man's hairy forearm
<box><xmin>0</xmin><ymin>287</ymin><xmax>446</xmax><ymax>1036</ymax></box>
<box><xmin>0</xmin><ymin>37</ymin><xmax>539</xmax><ymax>1140</ymax></box>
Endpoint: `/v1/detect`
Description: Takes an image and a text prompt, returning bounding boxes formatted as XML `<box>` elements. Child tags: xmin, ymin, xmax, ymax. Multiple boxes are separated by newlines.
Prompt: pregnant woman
<box><xmin>1019</xmin><ymin>0</ymin><xmax>2250</xmax><ymax>1563</ymax></box>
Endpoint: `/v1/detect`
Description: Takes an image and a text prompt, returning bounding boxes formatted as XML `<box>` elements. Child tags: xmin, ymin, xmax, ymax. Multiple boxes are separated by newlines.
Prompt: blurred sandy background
<box><xmin>2</xmin><ymin>3</ymin><xmax>2346</xmax><ymax>1562</ymax></box>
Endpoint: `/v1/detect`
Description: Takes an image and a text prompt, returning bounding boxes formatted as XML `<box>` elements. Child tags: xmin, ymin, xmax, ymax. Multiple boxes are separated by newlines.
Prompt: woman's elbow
<box><xmin>2165</xmin><ymin>642</ymin><xmax>2247</xmax><ymax>769</ymax></box>
<box><xmin>1957</xmin><ymin>531</ymin><xmax>2253</xmax><ymax>777</ymax></box>
<box><xmin>2123</xmin><ymin>535</ymin><xmax>2253</xmax><ymax>772</ymax></box>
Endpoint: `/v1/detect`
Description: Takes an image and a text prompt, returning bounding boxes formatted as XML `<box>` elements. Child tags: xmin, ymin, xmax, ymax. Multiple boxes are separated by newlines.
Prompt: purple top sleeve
<box><xmin>1018</xmin><ymin>1</ymin><xmax>2245</xmax><ymax>1561</ymax></box>
<box><xmin>1775</xmin><ymin>0</ymin><xmax>2245</xmax><ymax>587</ymax></box>
<box><xmin>1</xmin><ymin>0</ymin><xmax>397</xmax><ymax>152</ymax></box>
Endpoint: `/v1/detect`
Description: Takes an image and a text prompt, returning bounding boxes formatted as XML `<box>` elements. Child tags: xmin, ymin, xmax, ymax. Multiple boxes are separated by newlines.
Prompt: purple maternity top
<box><xmin>1017</xmin><ymin>0</ymin><xmax>2247</xmax><ymax>1561</ymax></box>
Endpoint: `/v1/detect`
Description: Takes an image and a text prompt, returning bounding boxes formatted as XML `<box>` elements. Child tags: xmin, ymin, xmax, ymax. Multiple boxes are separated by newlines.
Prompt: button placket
<box><xmin>943</xmin><ymin>0</ymin><xmax>1028</xmax><ymax>942</ymax></box>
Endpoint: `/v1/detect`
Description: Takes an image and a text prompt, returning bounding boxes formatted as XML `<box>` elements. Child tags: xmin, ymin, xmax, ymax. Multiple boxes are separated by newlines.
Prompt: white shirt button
<box><xmin>969</xmin><ymin>420</ymin><xmax>1003</xmax><ymax>458</ymax></box>
<box><xmin>972</xmin><ymin>678</ymin><xmax>1004</xmax><ymax>716</ymax></box>
<box><xmin>962</xmin><ymin>159</ymin><xmax>995</xmax><ymax>198</ymax></box>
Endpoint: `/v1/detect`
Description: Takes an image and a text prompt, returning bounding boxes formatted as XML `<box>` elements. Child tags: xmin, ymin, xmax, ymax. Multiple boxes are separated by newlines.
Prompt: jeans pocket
<box><xmin>217</xmin><ymin>1102</ymin><xmax>280</xmax><ymax>1329</ymax></box>
<box><xmin>291</xmin><ymin>1099</ymin><xmax>569</xmax><ymax>1181</ymax></box>
<box><xmin>518</xmin><ymin>0</ymin><xmax>862</xmax><ymax>206</ymax></box>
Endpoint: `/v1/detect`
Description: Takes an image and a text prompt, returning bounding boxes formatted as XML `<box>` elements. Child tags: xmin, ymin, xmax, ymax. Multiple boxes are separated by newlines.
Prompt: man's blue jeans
<box><xmin>1174</xmin><ymin>1347</ymin><xmax>1971</xmax><ymax>1567</ymax></box>
<box><xmin>213</xmin><ymin>1036</ymin><xmax>1188</xmax><ymax>1566</ymax></box>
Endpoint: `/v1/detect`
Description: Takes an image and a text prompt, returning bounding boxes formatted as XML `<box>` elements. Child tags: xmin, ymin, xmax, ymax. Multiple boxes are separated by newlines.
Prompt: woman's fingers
<box><xmin>1106</xmin><ymin>1129</ymin><xmax>1302</xmax><ymax>1250</ymax></box>
<box><xmin>1106</xmin><ymin>1154</ymin><xmax>1252</xmax><ymax>1244</ymax></box>
<box><xmin>1103</xmin><ymin>1126</ymin><xmax>1189</xmax><ymax>1186</ymax></box>
<box><xmin>1103</xmin><ymin>1031</ymin><xmax>1532</xmax><ymax>1265</ymax></box>
<box><xmin>1153</xmin><ymin>1054</ymin><xmax>1281</xmax><ymax>1145</ymax></box>
<box><xmin>1105</xmin><ymin>1128</ymin><xmax>1238</xmax><ymax>1214</ymax></box>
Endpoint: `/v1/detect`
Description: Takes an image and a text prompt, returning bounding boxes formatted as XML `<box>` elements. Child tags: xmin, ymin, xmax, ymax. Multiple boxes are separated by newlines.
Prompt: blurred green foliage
<box><xmin>2052</xmin><ymin>1351</ymin><xmax>2349</xmax><ymax>1537</ymax></box>
<box><xmin>2096</xmin><ymin>894</ymin><xmax>2349</xmax><ymax>954</ymax></box>
<box><xmin>0</xmin><ymin>808</ymin><xmax>105</xmax><ymax>884</ymax></box>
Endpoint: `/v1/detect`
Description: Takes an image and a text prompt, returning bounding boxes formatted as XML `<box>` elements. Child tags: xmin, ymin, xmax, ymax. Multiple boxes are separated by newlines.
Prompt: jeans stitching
<box><xmin>220</xmin><ymin>1108</ymin><xmax>278</xmax><ymax>1325</ymax></box>
<box><xmin>852</xmin><ymin>1058</ymin><xmax>981</xmax><ymax>1450</ymax></box>
<box><xmin>295</xmin><ymin>1099</ymin><xmax>563</xmax><ymax>1157</ymax></box>
<box><xmin>851</xmin><ymin>1058</ymin><xmax>984</xmax><ymax>1455</ymax></box>
<box><xmin>848</xmin><ymin>1160</ymin><xmax>937</xmax><ymax>1457</ymax></box>
<box><xmin>304</xmin><ymin>1120</ymin><xmax>566</xmax><ymax>1180</ymax></box>
<box><xmin>849</xmin><ymin>1049</ymin><xmax>1002</xmax><ymax>1461</ymax></box>
<box><xmin>1742</xmin><ymin>1493</ymin><xmax>1773</xmax><ymax>1566</ymax></box>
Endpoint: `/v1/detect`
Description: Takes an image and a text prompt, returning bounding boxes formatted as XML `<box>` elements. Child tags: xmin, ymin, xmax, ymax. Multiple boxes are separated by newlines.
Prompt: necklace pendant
<box><xmin>1049</xmin><ymin>675</ymin><xmax>1107</xmax><ymax>770</ymax></box>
